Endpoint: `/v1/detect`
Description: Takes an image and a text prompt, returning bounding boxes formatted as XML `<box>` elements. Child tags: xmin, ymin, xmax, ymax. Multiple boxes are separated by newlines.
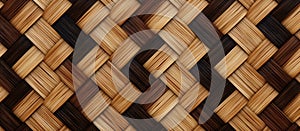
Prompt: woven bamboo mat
<box><xmin>0</xmin><ymin>0</ymin><xmax>299</xmax><ymax>130</ymax></box>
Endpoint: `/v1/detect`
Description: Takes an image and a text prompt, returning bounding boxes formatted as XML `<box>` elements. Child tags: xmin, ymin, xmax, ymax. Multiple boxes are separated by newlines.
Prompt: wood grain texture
<box><xmin>0</xmin><ymin>0</ymin><xmax>299</xmax><ymax>130</ymax></box>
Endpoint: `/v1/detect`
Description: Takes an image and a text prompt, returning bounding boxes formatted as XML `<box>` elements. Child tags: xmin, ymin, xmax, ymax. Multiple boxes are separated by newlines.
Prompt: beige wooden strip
<box><xmin>178</xmin><ymin>39</ymin><xmax>209</xmax><ymax>70</ymax></box>
<box><xmin>43</xmin><ymin>0</ymin><xmax>72</xmax><ymax>24</ymax></box>
<box><xmin>179</xmin><ymin>82</ymin><xmax>209</xmax><ymax>112</ymax></box>
<box><xmin>215</xmin><ymin>90</ymin><xmax>247</xmax><ymax>122</ymax></box>
<box><xmin>111</xmin><ymin>83</ymin><xmax>141</xmax><ymax>113</ymax></box>
<box><xmin>238</xmin><ymin>0</ymin><xmax>255</xmax><ymax>9</ymax></box>
<box><xmin>0</xmin><ymin>43</ymin><xmax>7</xmax><ymax>57</ymax></box>
<box><xmin>160</xmin><ymin>62</ymin><xmax>197</xmax><ymax>96</ymax></box>
<box><xmin>215</xmin><ymin>46</ymin><xmax>248</xmax><ymax>78</ymax></box>
<box><xmin>111</xmin><ymin>38</ymin><xmax>140</xmax><ymax>69</ymax></box>
<box><xmin>246</xmin><ymin>0</ymin><xmax>278</xmax><ymax>25</ymax></box>
<box><xmin>282</xmin><ymin>5</ymin><xmax>300</xmax><ymax>34</ymax></box>
<box><xmin>229</xmin><ymin>18</ymin><xmax>265</xmax><ymax>54</ymax></box>
<box><xmin>94</xmin><ymin>106</ymin><xmax>129</xmax><ymax>131</ymax></box>
<box><xmin>13</xmin><ymin>47</ymin><xmax>44</xmax><ymax>79</ymax></box>
<box><xmin>124</xmin><ymin>125</ymin><xmax>136</xmax><ymax>131</ymax></box>
<box><xmin>59</xmin><ymin>126</ymin><xmax>71</xmax><ymax>131</ymax></box>
<box><xmin>169</xmin><ymin>0</ymin><xmax>186</xmax><ymax>9</ymax></box>
<box><xmin>284</xmin><ymin>94</ymin><xmax>300</xmax><ymax>122</ymax></box>
<box><xmin>147</xmin><ymin>90</ymin><xmax>178</xmax><ymax>121</ymax></box>
<box><xmin>159</xmin><ymin>19</ymin><xmax>196</xmax><ymax>54</ymax></box>
<box><xmin>44</xmin><ymin>39</ymin><xmax>73</xmax><ymax>70</ymax></box>
<box><xmin>0</xmin><ymin>86</ymin><xmax>9</xmax><ymax>102</ymax></box>
<box><xmin>214</xmin><ymin>1</ymin><xmax>247</xmax><ymax>34</ymax></box>
<box><xmin>145</xmin><ymin>1</ymin><xmax>178</xmax><ymax>31</ymax></box>
<box><xmin>247</xmin><ymin>83</ymin><xmax>278</xmax><ymax>114</ymax></box>
<box><xmin>176</xmin><ymin>0</ymin><xmax>208</xmax><ymax>24</ymax></box>
<box><xmin>13</xmin><ymin>91</ymin><xmax>43</xmax><ymax>121</ymax></box>
<box><xmin>144</xmin><ymin>44</ymin><xmax>178</xmax><ymax>78</ymax></box>
<box><xmin>193</xmin><ymin>125</ymin><xmax>205</xmax><ymax>131</ymax></box>
<box><xmin>297</xmin><ymin>119</ymin><xmax>300</xmax><ymax>126</ymax></box>
<box><xmin>282</xmin><ymin>47</ymin><xmax>300</xmax><ymax>78</ymax></box>
<box><xmin>77</xmin><ymin>1</ymin><xmax>109</xmax><ymax>33</ymax></box>
<box><xmin>161</xmin><ymin>105</ymin><xmax>198</xmax><ymax>130</ymax></box>
<box><xmin>0</xmin><ymin>2</ymin><xmax>3</xmax><ymax>9</ymax></box>
<box><xmin>33</xmin><ymin>0</ymin><xmax>53</xmax><ymax>10</ymax></box>
<box><xmin>93</xmin><ymin>61</ymin><xmax>129</xmax><ymax>98</ymax></box>
<box><xmin>10</xmin><ymin>1</ymin><xmax>43</xmax><ymax>34</ymax></box>
<box><xmin>228</xmin><ymin>62</ymin><xmax>266</xmax><ymax>99</ymax></box>
<box><xmin>90</xmin><ymin>18</ymin><xmax>128</xmax><ymax>55</ymax></box>
<box><xmin>25</xmin><ymin>62</ymin><xmax>60</xmax><ymax>98</ymax></box>
<box><xmin>296</xmin><ymin>74</ymin><xmax>300</xmax><ymax>83</ymax></box>
<box><xmin>296</xmin><ymin>30</ymin><xmax>300</xmax><ymax>39</ymax></box>
<box><xmin>44</xmin><ymin>82</ymin><xmax>73</xmax><ymax>112</ymax></box>
<box><xmin>26</xmin><ymin>106</ymin><xmax>63</xmax><ymax>130</ymax></box>
<box><xmin>77</xmin><ymin>46</ymin><xmax>109</xmax><ymax>77</ymax></box>
<box><xmin>263</xmin><ymin>126</ymin><xmax>272</xmax><ymax>131</ymax></box>
<box><xmin>229</xmin><ymin>106</ymin><xmax>265</xmax><ymax>130</ymax></box>
<box><xmin>247</xmin><ymin>39</ymin><xmax>278</xmax><ymax>69</ymax></box>
<box><xmin>109</xmin><ymin>0</ymin><xmax>140</xmax><ymax>24</ymax></box>
<box><xmin>83</xmin><ymin>91</ymin><xmax>111</xmax><ymax>121</ymax></box>
<box><xmin>25</xmin><ymin>18</ymin><xmax>60</xmax><ymax>54</ymax></box>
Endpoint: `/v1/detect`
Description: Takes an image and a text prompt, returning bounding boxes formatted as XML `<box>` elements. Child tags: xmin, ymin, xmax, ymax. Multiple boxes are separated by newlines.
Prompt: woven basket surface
<box><xmin>0</xmin><ymin>0</ymin><xmax>299</xmax><ymax>130</ymax></box>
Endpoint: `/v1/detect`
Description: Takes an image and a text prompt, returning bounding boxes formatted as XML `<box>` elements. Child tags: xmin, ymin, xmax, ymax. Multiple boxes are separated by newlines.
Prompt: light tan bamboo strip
<box><xmin>238</xmin><ymin>0</ymin><xmax>255</xmax><ymax>9</ymax></box>
<box><xmin>296</xmin><ymin>74</ymin><xmax>300</xmax><ymax>83</ymax></box>
<box><xmin>145</xmin><ymin>1</ymin><xmax>178</xmax><ymax>31</ymax></box>
<box><xmin>77</xmin><ymin>46</ymin><xmax>109</xmax><ymax>77</ymax></box>
<box><xmin>25</xmin><ymin>18</ymin><xmax>61</xmax><ymax>54</ymax></box>
<box><xmin>44</xmin><ymin>82</ymin><xmax>73</xmax><ymax>112</ymax></box>
<box><xmin>215</xmin><ymin>90</ymin><xmax>247</xmax><ymax>122</ymax></box>
<box><xmin>33</xmin><ymin>0</ymin><xmax>53</xmax><ymax>10</ymax></box>
<box><xmin>93</xmin><ymin>106</ymin><xmax>129</xmax><ymax>131</ymax></box>
<box><xmin>25</xmin><ymin>62</ymin><xmax>60</xmax><ymax>98</ymax></box>
<box><xmin>0</xmin><ymin>126</ymin><xmax>4</xmax><ymax>131</ymax></box>
<box><xmin>59</xmin><ymin>126</ymin><xmax>71</xmax><ymax>131</ymax></box>
<box><xmin>179</xmin><ymin>82</ymin><xmax>209</xmax><ymax>112</ymax></box>
<box><xmin>44</xmin><ymin>39</ymin><xmax>73</xmax><ymax>70</ymax></box>
<box><xmin>93</xmin><ymin>61</ymin><xmax>129</xmax><ymax>98</ymax></box>
<box><xmin>284</xmin><ymin>94</ymin><xmax>300</xmax><ymax>122</ymax></box>
<box><xmin>0</xmin><ymin>86</ymin><xmax>8</xmax><ymax>102</ymax></box>
<box><xmin>213</xmin><ymin>1</ymin><xmax>247</xmax><ymax>34</ymax></box>
<box><xmin>215</xmin><ymin>46</ymin><xmax>248</xmax><ymax>78</ymax></box>
<box><xmin>229</xmin><ymin>18</ymin><xmax>265</xmax><ymax>54</ymax></box>
<box><xmin>111</xmin><ymin>83</ymin><xmax>141</xmax><ymax>113</ymax></box>
<box><xmin>82</xmin><ymin>91</ymin><xmax>111</xmax><ymax>121</ymax></box>
<box><xmin>178</xmin><ymin>39</ymin><xmax>208</xmax><ymax>70</ymax></box>
<box><xmin>77</xmin><ymin>1</ymin><xmax>109</xmax><ymax>34</ymax></box>
<box><xmin>12</xmin><ymin>46</ymin><xmax>44</xmax><ymax>79</ymax></box>
<box><xmin>247</xmin><ymin>83</ymin><xmax>278</xmax><ymax>114</ymax></box>
<box><xmin>282</xmin><ymin>5</ymin><xmax>300</xmax><ymax>34</ymax></box>
<box><xmin>263</xmin><ymin>126</ymin><xmax>272</xmax><ymax>131</ymax></box>
<box><xmin>91</xmin><ymin>18</ymin><xmax>128</xmax><ymax>55</ymax></box>
<box><xmin>228</xmin><ymin>62</ymin><xmax>266</xmax><ymax>99</ymax></box>
<box><xmin>99</xmin><ymin>0</ymin><xmax>118</xmax><ymax>9</ymax></box>
<box><xmin>160</xmin><ymin>62</ymin><xmax>197</xmax><ymax>96</ymax></box>
<box><xmin>229</xmin><ymin>106</ymin><xmax>265</xmax><ymax>130</ymax></box>
<box><xmin>0</xmin><ymin>2</ymin><xmax>3</xmax><ymax>9</ymax></box>
<box><xmin>246</xmin><ymin>0</ymin><xmax>278</xmax><ymax>25</ymax></box>
<box><xmin>124</xmin><ymin>125</ymin><xmax>136</xmax><ymax>131</ymax></box>
<box><xmin>176</xmin><ymin>0</ymin><xmax>208</xmax><ymax>24</ymax></box>
<box><xmin>0</xmin><ymin>43</ymin><xmax>6</xmax><ymax>57</ymax></box>
<box><xmin>297</xmin><ymin>119</ymin><xmax>300</xmax><ymax>126</ymax></box>
<box><xmin>160</xmin><ymin>19</ymin><xmax>196</xmax><ymax>54</ymax></box>
<box><xmin>13</xmin><ymin>91</ymin><xmax>43</xmax><ymax>121</ymax></box>
<box><xmin>169</xmin><ymin>0</ymin><xmax>186</xmax><ymax>9</ymax></box>
<box><xmin>283</xmin><ymin>48</ymin><xmax>300</xmax><ymax>78</ymax></box>
<box><xmin>10</xmin><ymin>1</ymin><xmax>43</xmax><ymax>34</ymax></box>
<box><xmin>43</xmin><ymin>0</ymin><xmax>71</xmax><ymax>25</ymax></box>
<box><xmin>161</xmin><ymin>105</ymin><xmax>198</xmax><ymax>130</ymax></box>
<box><xmin>109</xmin><ymin>0</ymin><xmax>140</xmax><ymax>24</ymax></box>
<box><xmin>296</xmin><ymin>31</ymin><xmax>300</xmax><ymax>39</ymax></box>
<box><xmin>144</xmin><ymin>44</ymin><xmax>178</xmax><ymax>78</ymax></box>
<box><xmin>147</xmin><ymin>90</ymin><xmax>178</xmax><ymax>121</ymax></box>
<box><xmin>26</xmin><ymin>106</ymin><xmax>63</xmax><ymax>130</ymax></box>
<box><xmin>193</xmin><ymin>125</ymin><xmax>205</xmax><ymax>131</ymax></box>
<box><xmin>247</xmin><ymin>39</ymin><xmax>278</xmax><ymax>69</ymax></box>
<box><xmin>111</xmin><ymin>38</ymin><xmax>140</xmax><ymax>69</ymax></box>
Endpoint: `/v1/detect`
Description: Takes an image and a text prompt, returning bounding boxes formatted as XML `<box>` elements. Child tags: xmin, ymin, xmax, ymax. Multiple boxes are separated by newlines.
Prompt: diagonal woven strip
<box><xmin>0</xmin><ymin>0</ymin><xmax>299</xmax><ymax>130</ymax></box>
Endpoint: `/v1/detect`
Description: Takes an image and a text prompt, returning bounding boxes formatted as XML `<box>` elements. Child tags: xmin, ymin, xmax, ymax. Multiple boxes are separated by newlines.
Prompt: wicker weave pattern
<box><xmin>0</xmin><ymin>0</ymin><xmax>299</xmax><ymax>130</ymax></box>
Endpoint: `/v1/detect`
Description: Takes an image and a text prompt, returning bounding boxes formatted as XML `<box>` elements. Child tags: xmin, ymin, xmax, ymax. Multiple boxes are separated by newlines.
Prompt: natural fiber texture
<box><xmin>0</xmin><ymin>0</ymin><xmax>299</xmax><ymax>130</ymax></box>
